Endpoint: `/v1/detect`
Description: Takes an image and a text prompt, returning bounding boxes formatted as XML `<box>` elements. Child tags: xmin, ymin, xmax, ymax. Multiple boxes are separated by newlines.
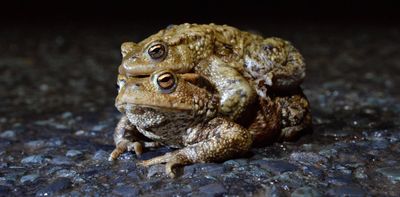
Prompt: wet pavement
<box><xmin>1</xmin><ymin>24</ymin><xmax>400</xmax><ymax>196</ymax></box>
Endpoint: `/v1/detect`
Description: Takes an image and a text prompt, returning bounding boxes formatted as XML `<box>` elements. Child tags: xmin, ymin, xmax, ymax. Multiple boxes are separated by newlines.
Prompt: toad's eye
<box><xmin>148</xmin><ymin>43</ymin><xmax>167</xmax><ymax>60</ymax></box>
<box><xmin>157</xmin><ymin>73</ymin><xmax>174</xmax><ymax>89</ymax></box>
<box><xmin>155</xmin><ymin>72</ymin><xmax>176</xmax><ymax>93</ymax></box>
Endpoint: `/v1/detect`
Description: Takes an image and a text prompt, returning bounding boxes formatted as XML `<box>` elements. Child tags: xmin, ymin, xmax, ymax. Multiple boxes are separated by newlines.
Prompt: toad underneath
<box><xmin>109</xmin><ymin>24</ymin><xmax>312</xmax><ymax>177</ymax></box>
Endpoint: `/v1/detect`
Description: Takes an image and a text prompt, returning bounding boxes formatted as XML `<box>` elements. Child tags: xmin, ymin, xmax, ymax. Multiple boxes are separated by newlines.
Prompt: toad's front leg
<box><xmin>139</xmin><ymin>117</ymin><xmax>252</xmax><ymax>178</ymax></box>
<box><xmin>195</xmin><ymin>56</ymin><xmax>256</xmax><ymax>120</ymax></box>
<box><xmin>109</xmin><ymin>115</ymin><xmax>161</xmax><ymax>161</ymax></box>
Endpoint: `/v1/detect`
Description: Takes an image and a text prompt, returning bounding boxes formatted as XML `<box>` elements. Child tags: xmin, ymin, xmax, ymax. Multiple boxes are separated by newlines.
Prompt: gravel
<box><xmin>35</xmin><ymin>178</ymin><xmax>72</xmax><ymax>196</ymax></box>
<box><xmin>377</xmin><ymin>167</ymin><xmax>400</xmax><ymax>183</ymax></box>
<box><xmin>291</xmin><ymin>186</ymin><xmax>321</xmax><ymax>197</ymax></box>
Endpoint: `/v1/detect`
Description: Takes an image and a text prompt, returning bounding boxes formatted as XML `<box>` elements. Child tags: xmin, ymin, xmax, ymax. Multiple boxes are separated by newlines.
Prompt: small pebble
<box><xmin>55</xmin><ymin>169</ymin><xmax>77</xmax><ymax>178</ymax></box>
<box><xmin>247</xmin><ymin>165</ymin><xmax>270</xmax><ymax>178</ymax></box>
<box><xmin>66</xmin><ymin>150</ymin><xmax>83</xmax><ymax>157</ymax></box>
<box><xmin>92</xmin><ymin>124</ymin><xmax>107</xmax><ymax>132</ymax></box>
<box><xmin>290</xmin><ymin>152</ymin><xmax>328</xmax><ymax>165</ymax></box>
<box><xmin>74</xmin><ymin>130</ymin><xmax>86</xmax><ymax>136</ymax></box>
<box><xmin>321</xmin><ymin>130</ymin><xmax>353</xmax><ymax>137</ymax></box>
<box><xmin>302</xmin><ymin>165</ymin><xmax>324</xmax><ymax>179</ymax></box>
<box><xmin>252</xmin><ymin>160</ymin><xmax>298</xmax><ymax>174</ymax></box>
<box><xmin>39</xmin><ymin>84</ymin><xmax>49</xmax><ymax>92</ymax></box>
<box><xmin>35</xmin><ymin>178</ymin><xmax>72</xmax><ymax>196</ymax></box>
<box><xmin>326</xmin><ymin>174</ymin><xmax>353</xmax><ymax>185</ymax></box>
<box><xmin>61</xmin><ymin>112</ymin><xmax>73</xmax><ymax>119</ymax></box>
<box><xmin>291</xmin><ymin>186</ymin><xmax>321</xmax><ymax>197</ymax></box>
<box><xmin>0</xmin><ymin>118</ymin><xmax>6</xmax><ymax>123</ymax></box>
<box><xmin>46</xmin><ymin>138</ymin><xmax>63</xmax><ymax>147</ymax></box>
<box><xmin>24</xmin><ymin>140</ymin><xmax>46</xmax><ymax>150</ymax></box>
<box><xmin>183</xmin><ymin>164</ymin><xmax>197</xmax><ymax>178</ymax></box>
<box><xmin>376</xmin><ymin>167</ymin><xmax>400</xmax><ymax>183</ymax></box>
<box><xmin>354</xmin><ymin>167</ymin><xmax>368</xmax><ymax>179</ymax></box>
<box><xmin>112</xmin><ymin>186</ymin><xmax>139</xmax><ymax>197</ymax></box>
<box><xmin>326</xmin><ymin>185</ymin><xmax>366</xmax><ymax>197</ymax></box>
<box><xmin>199</xmin><ymin>163</ymin><xmax>226</xmax><ymax>176</ymax></box>
<box><xmin>0</xmin><ymin>130</ymin><xmax>16</xmax><ymax>139</ymax></box>
<box><xmin>223</xmin><ymin>159</ymin><xmax>248</xmax><ymax>167</ymax></box>
<box><xmin>262</xmin><ymin>185</ymin><xmax>285</xmax><ymax>197</ymax></box>
<box><xmin>371</xmin><ymin>139</ymin><xmax>389</xmax><ymax>150</ymax></box>
<box><xmin>318</xmin><ymin>148</ymin><xmax>338</xmax><ymax>158</ymax></box>
<box><xmin>20</xmin><ymin>174</ymin><xmax>39</xmax><ymax>184</ymax></box>
<box><xmin>198</xmin><ymin>183</ymin><xmax>227</xmax><ymax>196</ymax></box>
<box><xmin>147</xmin><ymin>164</ymin><xmax>165</xmax><ymax>178</ymax></box>
<box><xmin>50</xmin><ymin>156</ymin><xmax>72</xmax><ymax>165</ymax></box>
<box><xmin>92</xmin><ymin>150</ymin><xmax>109</xmax><ymax>161</ymax></box>
<box><xmin>21</xmin><ymin>155</ymin><xmax>44</xmax><ymax>164</ymax></box>
<box><xmin>0</xmin><ymin>162</ymin><xmax>8</xmax><ymax>169</ymax></box>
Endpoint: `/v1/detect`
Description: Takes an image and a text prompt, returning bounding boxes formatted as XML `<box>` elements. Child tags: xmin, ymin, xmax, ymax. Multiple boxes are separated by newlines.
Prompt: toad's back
<box><xmin>150</xmin><ymin>23</ymin><xmax>263</xmax><ymax>64</ymax></box>
<box><xmin>153</xmin><ymin>23</ymin><xmax>305</xmax><ymax>92</ymax></box>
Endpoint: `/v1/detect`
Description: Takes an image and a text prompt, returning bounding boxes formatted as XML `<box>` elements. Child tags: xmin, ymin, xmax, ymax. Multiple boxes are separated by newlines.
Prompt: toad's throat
<box><xmin>125</xmin><ymin>104</ymin><xmax>167</xmax><ymax>129</ymax></box>
<box><xmin>124</xmin><ymin>104</ymin><xmax>195</xmax><ymax>144</ymax></box>
<box><xmin>125</xmin><ymin>104</ymin><xmax>194</xmax><ymax>130</ymax></box>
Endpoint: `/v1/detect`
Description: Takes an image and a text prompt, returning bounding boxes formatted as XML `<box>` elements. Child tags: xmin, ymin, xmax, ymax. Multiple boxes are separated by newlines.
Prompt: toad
<box><xmin>110</xmin><ymin>69</ymin><xmax>311</xmax><ymax>177</ymax></box>
<box><xmin>110</xmin><ymin>24</ymin><xmax>312</xmax><ymax>177</ymax></box>
<box><xmin>118</xmin><ymin>23</ymin><xmax>307</xmax><ymax>120</ymax></box>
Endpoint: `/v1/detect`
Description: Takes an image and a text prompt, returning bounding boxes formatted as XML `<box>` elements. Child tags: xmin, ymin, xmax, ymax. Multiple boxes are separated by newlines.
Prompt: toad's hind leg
<box><xmin>275</xmin><ymin>92</ymin><xmax>312</xmax><ymax>140</ymax></box>
<box><xmin>139</xmin><ymin>117</ymin><xmax>252</xmax><ymax>178</ymax></box>
<box><xmin>244</xmin><ymin>37</ymin><xmax>306</xmax><ymax>97</ymax></box>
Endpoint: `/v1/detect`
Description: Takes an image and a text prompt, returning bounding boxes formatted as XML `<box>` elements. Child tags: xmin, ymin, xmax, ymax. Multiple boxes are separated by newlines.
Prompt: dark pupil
<box><xmin>159</xmin><ymin>75</ymin><xmax>171</xmax><ymax>82</ymax></box>
<box><xmin>149</xmin><ymin>44</ymin><xmax>164</xmax><ymax>59</ymax></box>
<box><xmin>157</xmin><ymin>74</ymin><xmax>174</xmax><ymax>89</ymax></box>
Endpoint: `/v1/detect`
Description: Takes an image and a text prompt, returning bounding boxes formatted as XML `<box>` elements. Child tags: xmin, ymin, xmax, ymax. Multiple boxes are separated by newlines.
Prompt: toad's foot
<box><xmin>109</xmin><ymin>141</ymin><xmax>161</xmax><ymax>161</ymax></box>
<box><xmin>138</xmin><ymin>152</ymin><xmax>188</xmax><ymax>178</ymax></box>
<box><xmin>109</xmin><ymin>140</ymin><xmax>142</xmax><ymax>161</ymax></box>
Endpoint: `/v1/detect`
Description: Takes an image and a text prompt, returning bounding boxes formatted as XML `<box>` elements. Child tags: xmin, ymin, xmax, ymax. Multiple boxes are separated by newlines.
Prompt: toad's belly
<box><xmin>124</xmin><ymin>104</ymin><xmax>196</xmax><ymax>148</ymax></box>
<box><xmin>137</xmin><ymin>127</ymin><xmax>185</xmax><ymax>148</ymax></box>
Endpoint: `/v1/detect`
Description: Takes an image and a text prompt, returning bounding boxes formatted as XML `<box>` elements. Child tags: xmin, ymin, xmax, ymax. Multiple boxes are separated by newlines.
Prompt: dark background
<box><xmin>1</xmin><ymin>0</ymin><xmax>400</xmax><ymax>117</ymax></box>
<box><xmin>2</xmin><ymin>0</ymin><xmax>399</xmax><ymax>26</ymax></box>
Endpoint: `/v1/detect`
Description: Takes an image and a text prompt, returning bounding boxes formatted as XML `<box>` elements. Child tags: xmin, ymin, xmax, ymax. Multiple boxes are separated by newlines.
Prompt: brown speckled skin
<box><xmin>110</xmin><ymin>70</ymin><xmax>311</xmax><ymax>177</ymax></box>
<box><xmin>111</xmin><ymin>24</ymin><xmax>312</xmax><ymax>177</ymax></box>
<box><xmin>119</xmin><ymin>23</ymin><xmax>306</xmax><ymax>119</ymax></box>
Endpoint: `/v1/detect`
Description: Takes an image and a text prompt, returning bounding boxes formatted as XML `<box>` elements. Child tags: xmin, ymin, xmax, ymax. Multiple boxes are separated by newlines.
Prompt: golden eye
<box><xmin>157</xmin><ymin>72</ymin><xmax>175</xmax><ymax>90</ymax></box>
<box><xmin>148</xmin><ymin>43</ymin><xmax>167</xmax><ymax>60</ymax></box>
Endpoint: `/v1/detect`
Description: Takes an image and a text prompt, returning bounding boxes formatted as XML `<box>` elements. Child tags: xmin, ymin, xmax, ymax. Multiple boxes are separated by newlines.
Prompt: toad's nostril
<box><xmin>129</xmin><ymin>56</ymin><xmax>137</xmax><ymax>61</ymax></box>
<box><xmin>131</xmin><ymin>84</ymin><xmax>141</xmax><ymax>91</ymax></box>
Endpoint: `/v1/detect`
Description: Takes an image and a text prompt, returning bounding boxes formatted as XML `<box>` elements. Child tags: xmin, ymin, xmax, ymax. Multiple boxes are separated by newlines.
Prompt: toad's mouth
<box><xmin>126</xmin><ymin>104</ymin><xmax>164</xmax><ymax>115</ymax></box>
<box><xmin>120</xmin><ymin>63</ymin><xmax>194</xmax><ymax>77</ymax></box>
<box><xmin>116</xmin><ymin>102</ymin><xmax>192</xmax><ymax>114</ymax></box>
<box><xmin>130</xmin><ymin>74</ymin><xmax>149</xmax><ymax>78</ymax></box>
